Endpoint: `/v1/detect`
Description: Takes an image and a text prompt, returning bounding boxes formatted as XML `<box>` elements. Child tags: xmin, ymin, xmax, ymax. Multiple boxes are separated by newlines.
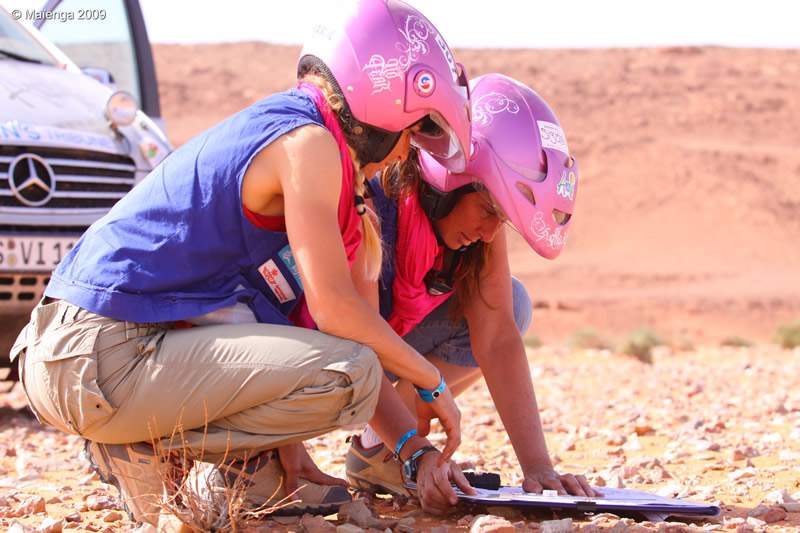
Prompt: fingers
<box><xmin>576</xmin><ymin>475</ymin><xmax>601</xmax><ymax>497</ymax></box>
<box><xmin>522</xmin><ymin>477</ymin><xmax>543</xmax><ymax>494</ymax></box>
<box><xmin>450</xmin><ymin>464</ymin><xmax>476</xmax><ymax>496</ymax></box>
<box><xmin>558</xmin><ymin>473</ymin><xmax>587</xmax><ymax>497</ymax></box>
<box><xmin>539</xmin><ymin>476</ymin><xmax>568</xmax><ymax>496</ymax></box>
<box><xmin>438</xmin><ymin>421</ymin><xmax>460</xmax><ymax>465</ymax></box>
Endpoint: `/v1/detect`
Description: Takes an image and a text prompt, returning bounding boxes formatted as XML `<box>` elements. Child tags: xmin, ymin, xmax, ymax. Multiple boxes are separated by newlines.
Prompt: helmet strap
<box><xmin>418</xmin><ymin>180</ymin><xmax>477</xmax><ymax>221</ymax></box>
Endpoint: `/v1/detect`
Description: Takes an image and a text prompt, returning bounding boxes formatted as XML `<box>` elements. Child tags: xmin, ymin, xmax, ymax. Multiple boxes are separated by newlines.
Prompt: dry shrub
<box><xmin>568</xmin><ymin>328</ymin><xmax>613</xmax><ymax>352</ymax></box>
<box><xmin>620</xmin><ymin>327</ymin><xmax>664</xmax><ymax>364</ymax></box>
<box><xmin>720</xmin><ymin>335</ymin><xmax>753</xmax><ymax>348</ymax></box>
<box><xmin>145</xmin><ymin>410</ymin><xmax>299</xmax><ymax>532</ymax></box>
<box><xmin>775</xmin><ymin>321</ymin><xmax>800</xmax><ymax>349</ymax></box>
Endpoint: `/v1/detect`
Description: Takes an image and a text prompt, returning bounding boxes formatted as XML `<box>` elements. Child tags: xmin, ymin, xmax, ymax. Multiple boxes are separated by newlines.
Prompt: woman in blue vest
<box><xmin>10</xmin><ymin>0</ymin><xmax>475</xmax><ymax>524</ymax></box>
<box><xmin>346</xmin><ymin>74</ymin><xmax>598</xmax><ymax>498</ymax></box>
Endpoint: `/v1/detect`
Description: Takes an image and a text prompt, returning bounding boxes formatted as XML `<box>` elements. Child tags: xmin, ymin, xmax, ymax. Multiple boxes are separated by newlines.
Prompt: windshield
<box><xmin>0</xmin><ymin>8</ymin><xmax>58</xmax><ymax>66</ymax></box>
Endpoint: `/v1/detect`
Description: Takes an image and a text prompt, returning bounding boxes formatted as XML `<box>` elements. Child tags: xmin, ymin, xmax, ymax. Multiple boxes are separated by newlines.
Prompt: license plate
<box><xmin>0</xmin><ymin>236</ymin><xmax>77</xmax><ymax>272</ymax></box>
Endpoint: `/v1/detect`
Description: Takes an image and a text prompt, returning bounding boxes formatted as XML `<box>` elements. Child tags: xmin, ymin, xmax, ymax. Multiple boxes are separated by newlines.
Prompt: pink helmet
<box><xmin>418</xmin><ymin>74</ymin><xmax>578</xmax><ymax>259</ymax></box>
<box><xmin>299</xmin><ymin>0</ymin><xmax>471</xmax><ymax>172</ymax></box>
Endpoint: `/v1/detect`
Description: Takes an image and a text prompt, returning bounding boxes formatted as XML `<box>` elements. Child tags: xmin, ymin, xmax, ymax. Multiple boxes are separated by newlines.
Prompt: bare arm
<box><xmin>462</xmin><ymin>229</ymin><xmax>552</xmax><ymax>469</ymax></box>
<box><xmin>247</xmin><ymin>125</ymin><xmax>440</xmax><ymax>389</ymax></box>
<box><xmin>463</xmin><ymin>228</ymin><xmax>596</xmax><ymax>496</ymax></box>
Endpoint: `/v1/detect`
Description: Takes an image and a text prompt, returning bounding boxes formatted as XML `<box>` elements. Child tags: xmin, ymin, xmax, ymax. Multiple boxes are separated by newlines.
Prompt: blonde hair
<box><xmin>301</xmin><ymin>73</ymin><xmax>383</xmax><ymax>281</ymax></box>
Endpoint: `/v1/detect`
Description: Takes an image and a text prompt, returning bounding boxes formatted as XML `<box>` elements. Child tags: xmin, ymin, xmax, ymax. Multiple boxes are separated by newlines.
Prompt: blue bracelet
<box><xmin>394</xmin><ymin>428</ymin><xmax>417</xmax><ymax>457</ymax></box>
<box><xmin>415</xmin><ymin>375</ymin><xmax>446</xmax><ymax>403</ymax></box>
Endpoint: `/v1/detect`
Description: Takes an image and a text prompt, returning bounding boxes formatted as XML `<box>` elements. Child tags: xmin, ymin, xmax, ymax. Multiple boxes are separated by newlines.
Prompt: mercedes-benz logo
<box><xmin>8</xmin><ymin>153</ymin><xmax>56</xmax><ymax>207</ymax></box>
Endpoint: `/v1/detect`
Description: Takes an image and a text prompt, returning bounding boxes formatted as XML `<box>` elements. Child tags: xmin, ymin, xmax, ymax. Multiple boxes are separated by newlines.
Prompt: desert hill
<box><xmin>152</xmin><ymin>43</ymin><xmax>800</xmax><ymax>344</ymax></box>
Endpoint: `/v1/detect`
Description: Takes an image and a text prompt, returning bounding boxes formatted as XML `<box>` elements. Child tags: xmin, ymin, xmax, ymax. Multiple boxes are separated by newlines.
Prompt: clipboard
<box><xmin>405</xmin><ymin>484</ymin><xmax>721</xmax><ymax>519</ymax></box>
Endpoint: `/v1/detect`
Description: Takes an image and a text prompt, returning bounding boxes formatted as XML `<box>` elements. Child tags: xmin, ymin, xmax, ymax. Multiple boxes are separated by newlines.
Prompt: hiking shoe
<box><xmin>198</xmin><ymin>450</ymin><xmax>352</xmax><ymax>516</ymax></box>
<box><xmin>83</xmin><ymin>440</ymin><xmax>178</xmax><ymax>526</ymax></box>
<box><xmin>345</xmin><ymin>435</ymin><xmax>409</xmax><ymax>497</ymax></box>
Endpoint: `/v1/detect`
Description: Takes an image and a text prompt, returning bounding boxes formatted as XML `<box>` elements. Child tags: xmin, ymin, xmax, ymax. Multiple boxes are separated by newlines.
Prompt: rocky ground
<box><xmin>2</xmin><ymin>344</ymin><xmax>799</xmax><ymax>532</ymax></box>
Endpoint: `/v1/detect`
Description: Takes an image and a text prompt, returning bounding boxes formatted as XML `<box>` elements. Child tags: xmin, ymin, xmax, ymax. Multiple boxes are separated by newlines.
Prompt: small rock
<box><xmin>469</xmin><ymin>514</ymin><xmax>516</xmax><ymax>533</ymax></box>
<box><xmin>335</xmin><ymin>525</ymin><xmax>364</xmax><ymax>533</ymax></box>
<box><xmin>745</xmin><ymin>516</ymin><xmax>765</xmax><ymax>527</ymax></box>
<box><xmin>746</xmin><ymin>504</ymin><xmax>768</xmax><ymax>517</ymax></box>
<box><xmin>37</xmin><ymin>518</ymin><xmax>63</xmax><ymax>533</ymax></box>
<box><xmin>101</xmin><ymin>511</ymin><xmax>123</xmax><ymax>523</ymax></box>
<box><xmin>46</xmin><ymin>496</ymin><xmax>62</xmax><ymax>504</ymax></box>
<box><xmin>85</xmin><ymin>496</ymin><xmax>115</xmax><ymax>511</ymax></box>
<box><xmin>541</xmin><ymin>518</ymin><xmax>573</xmax><ymax>533</ymax></box>
<box><xmin>761</xmin><ymin>506</ymin><xmax>787</xmax><ymax>523</ymax></box>
<box><xmin>64</xmin><ymin>512</ymin><xmax>81</xmax><ymax>523</ymax></box>
<box><xmin>21</xmin><ymin>495</ymin><xmax>47</xmax><ymax>514</ymax></box>
<box><xmin>338</xmin><ymin>499</ymin><xmax>382</xmax><ymax>528</ymax></box>
<box><xmin>300</xmin><ymin>513</ymin><xmax>335</xmax><ymax>532</ymax></box>
<box><xmin>8</xmin><ymin>521</ymin><xmax>34</xmax><ymax>533</ymax></box>
<box><xmin>728</xmin><ymin>468</ymin><xmax>756</xmax><ymax>481</ymax></box>
<box><xmin>763</xmin><ymin>488</ymin><xmax>795</xmax><ymax>505</ymax></box>
<box><xmin>486</xmin><ymin>506</ymin><xmax>523</xmax><ymax>520</ymax></box>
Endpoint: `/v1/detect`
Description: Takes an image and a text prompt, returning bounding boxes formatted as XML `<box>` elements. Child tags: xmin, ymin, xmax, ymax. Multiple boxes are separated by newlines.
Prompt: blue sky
<box><xmin>4</xmin><ymin>0</ymin><xmax>800</xmax><ymax>49</ymax></box>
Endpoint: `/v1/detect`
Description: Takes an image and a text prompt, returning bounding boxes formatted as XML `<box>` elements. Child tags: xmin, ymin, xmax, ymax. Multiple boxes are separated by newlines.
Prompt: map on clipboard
<box><xmin>406</xmin><ymin>484</ymin><xmax>721</xmax><ymax>519</ymax></box>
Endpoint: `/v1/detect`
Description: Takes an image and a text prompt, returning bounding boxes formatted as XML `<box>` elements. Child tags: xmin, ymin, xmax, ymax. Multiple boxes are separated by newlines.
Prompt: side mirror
<box><xmin>81</xmin><ymin>66</ymin><xmax>116</xmax><ymax>88</ymax></box>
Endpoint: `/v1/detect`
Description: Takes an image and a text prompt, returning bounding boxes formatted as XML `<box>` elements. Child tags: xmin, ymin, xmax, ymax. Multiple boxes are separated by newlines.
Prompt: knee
<box><xmin>340</xmin><ymin>343</ymin><xmax>382</xmax><ymax>425</ymax></box>
<box><xmin>511</xmin><ymin>277</ymin><xmax>533</xmax><ymax>335</ymax></box>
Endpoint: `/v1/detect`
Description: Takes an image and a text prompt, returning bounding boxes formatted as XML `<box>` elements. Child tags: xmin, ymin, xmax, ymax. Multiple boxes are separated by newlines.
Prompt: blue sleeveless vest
<box><xmin>45</xmin><ymin>89</ymin><xmax>322</xmax><ymax>325</ymax></box>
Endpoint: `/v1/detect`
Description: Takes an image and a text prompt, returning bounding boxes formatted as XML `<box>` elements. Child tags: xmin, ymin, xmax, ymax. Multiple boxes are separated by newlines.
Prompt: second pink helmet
<box><xmin>419</xmin><ymin>73</ymin><xmax>578</xmax><ymax>259</ymax></box>
<box><xmin>299</xmin><ymin>0</ymin><xmax>471</xmax><ymax>172</ymax></box>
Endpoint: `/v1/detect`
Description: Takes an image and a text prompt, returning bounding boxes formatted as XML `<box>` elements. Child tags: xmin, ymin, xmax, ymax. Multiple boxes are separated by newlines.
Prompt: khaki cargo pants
<box><xmin>12</xmin><ymin>299</ymin><xmax>382</xmax><ymax>461</ymax></box>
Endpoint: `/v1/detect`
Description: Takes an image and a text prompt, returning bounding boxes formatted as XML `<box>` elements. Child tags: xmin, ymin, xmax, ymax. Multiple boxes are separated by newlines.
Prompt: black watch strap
<box><xmin>402</xmin><ymin>445</ymin><xmax>438</xmax><ymax>483</ymax></box>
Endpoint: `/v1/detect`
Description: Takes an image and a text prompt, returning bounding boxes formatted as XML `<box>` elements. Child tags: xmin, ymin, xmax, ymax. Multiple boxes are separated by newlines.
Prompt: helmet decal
<box><xmin>362</xmin><ymin>14</ymin><xmax>434</xmax><ymax>94</ymax></box>
<box><xmin>531</xmin><ymin>212</ymin><xmax>568</xmax><ymax>250</ymax></box>
<box><xmin>414</xmin><ymin>70</ymin><xmax>436</xmax><ymax>96</ymax></box>
<box><xmin>473</xmin><ymin>92</ymin><xmax>520</xmax><ymax>126</ymax></box>
<box><xmin>537</xmin><ymin>120</ymin><xmax>569</xmax><ymax>154</ymax></box>
<box><xmin>556</xmin><ymin>170</ymin><xmax>577</xmax><ymax>201</ymax></box>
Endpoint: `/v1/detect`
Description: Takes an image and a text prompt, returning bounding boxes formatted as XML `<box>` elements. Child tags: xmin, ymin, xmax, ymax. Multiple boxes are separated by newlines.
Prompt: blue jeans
<box><xmin>402</xmin><ymin>277</ymin><xmax>532</xmax><ymax>368</ymax></box>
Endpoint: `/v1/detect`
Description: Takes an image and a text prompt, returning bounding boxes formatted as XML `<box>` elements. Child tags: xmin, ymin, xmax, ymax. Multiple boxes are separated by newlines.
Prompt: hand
<box><xmin>276</xmin><ymin>442</ymin><xmax>348</xmax><ymax>496</ymax></box>
<box><xmin>414</xmin><ymin>386</ymin><xmax>461</xmax><ymax>465</ymax></box>
<box><xmin>414</xmin><ymin>450</ymin><xmax>476</xmax><ymax>514</ymax></box>
<box><xmin>522</xmin><ymin>464</ymin><xmax>600</xmax><ymax>497</ymax></box>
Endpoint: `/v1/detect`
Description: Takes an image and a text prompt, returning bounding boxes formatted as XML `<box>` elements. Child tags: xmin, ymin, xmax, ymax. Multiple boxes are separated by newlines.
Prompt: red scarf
<box><xmin>292</xmin><ymin>82</ymin><xmax>362</xmax><ymax>328</ymax></box>
<box><xmin>388</xmin><ymin>191</ymin><xmax>452</xmax><ymax>336</ymax></box>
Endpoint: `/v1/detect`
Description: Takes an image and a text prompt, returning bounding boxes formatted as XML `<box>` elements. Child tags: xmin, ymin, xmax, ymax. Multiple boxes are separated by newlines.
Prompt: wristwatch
<box><xmin>401</xmin><ymin>445</ymin><xmax>439</xmax><ymax>483</ymax></box>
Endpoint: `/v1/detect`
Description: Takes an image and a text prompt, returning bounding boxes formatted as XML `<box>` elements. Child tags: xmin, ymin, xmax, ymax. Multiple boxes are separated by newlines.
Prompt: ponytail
<box><xmin>300</xmin><ymin>73</ymin><xmax>383</xmax><ymax>281</ymax></box>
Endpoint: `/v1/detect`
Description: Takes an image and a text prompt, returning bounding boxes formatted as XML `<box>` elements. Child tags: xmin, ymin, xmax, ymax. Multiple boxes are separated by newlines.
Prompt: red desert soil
<box><xmin>1</xmin><ymin>44</ymin><xmax>799</xmax><ymax>532</ymax></box>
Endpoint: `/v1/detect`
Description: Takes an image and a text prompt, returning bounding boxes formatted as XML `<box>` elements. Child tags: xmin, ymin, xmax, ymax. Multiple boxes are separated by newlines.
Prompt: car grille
<box><xmin>0</xmin><ymin>145</ymin><xmax>136</xmax><ymax>209</ymax></box>
<box><xmin>0</xmin><ymin>273</ymin><xmax>49</xmax><ymax>303</ymax></box>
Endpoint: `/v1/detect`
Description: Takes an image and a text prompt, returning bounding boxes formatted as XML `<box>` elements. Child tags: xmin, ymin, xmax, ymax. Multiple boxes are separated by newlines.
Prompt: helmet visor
<box><xmin>410</xmin><ymin>110</ymin><xmax>467</xmax><ymax>173</ymax></box>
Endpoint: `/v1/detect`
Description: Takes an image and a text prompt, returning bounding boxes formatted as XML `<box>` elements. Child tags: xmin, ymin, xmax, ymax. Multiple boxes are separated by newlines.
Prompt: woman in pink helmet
<box><xmin>13</xmin><ymin>0</ymin><xmax>473</xmax><ymax>523</ymax></box>
<box><xmin>346</xmin><ymin>73</ymin><xmax>598</xmax><ymax>498</ymax></box>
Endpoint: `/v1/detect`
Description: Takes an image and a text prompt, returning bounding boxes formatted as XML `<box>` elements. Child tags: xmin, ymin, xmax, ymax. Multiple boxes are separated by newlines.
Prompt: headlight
<box><xmin>105</xmin><ymin>91</ymin><xmax>138</xmax><ymax>127</ymax></box>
